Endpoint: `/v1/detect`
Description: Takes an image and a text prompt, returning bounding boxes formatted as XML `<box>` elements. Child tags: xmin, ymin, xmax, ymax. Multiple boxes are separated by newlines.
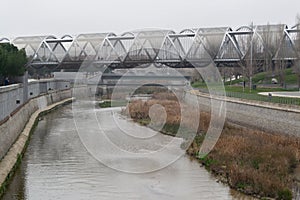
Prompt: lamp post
<box><xmin>250</xmin><ymin>22</ymin><xmax>254</xmax><ymax>93</ymax></box>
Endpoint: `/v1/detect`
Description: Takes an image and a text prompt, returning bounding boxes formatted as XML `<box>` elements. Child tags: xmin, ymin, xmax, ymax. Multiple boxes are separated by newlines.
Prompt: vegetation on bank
<box><xmin>99</xmin><ymin>100</ymin><xmax>128</xmax><ymax>108</ymax></box>
<box><xmin>124</xmin><ymin>92</ymin><xmax>300</xmax><ymax>200</ymax></box>
<box><xmin>0</xmin><ymin>43</ymin><xmax>27</xmax><ymax>85</ymax></box>
<box><xmin>189</xmin><ymin>124</ymin><xmax>299</xmax><ymax>200</ymax></box>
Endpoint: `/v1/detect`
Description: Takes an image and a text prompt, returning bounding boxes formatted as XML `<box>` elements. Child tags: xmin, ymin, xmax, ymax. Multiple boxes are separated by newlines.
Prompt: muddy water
<box><xmin>2</xmin><ymin>104</ymin><xmax>254</xmax><ymax>200</ymax></box>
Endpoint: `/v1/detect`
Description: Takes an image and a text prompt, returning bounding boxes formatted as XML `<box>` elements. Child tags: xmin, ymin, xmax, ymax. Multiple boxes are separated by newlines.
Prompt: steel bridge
<box><xmin>1</xmin><ymin>24</ymin><xmax>300</xmax><ymax>71</ymax></box>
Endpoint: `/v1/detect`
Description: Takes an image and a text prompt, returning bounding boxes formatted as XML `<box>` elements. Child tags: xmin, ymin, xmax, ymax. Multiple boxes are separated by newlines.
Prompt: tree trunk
<box><xmin>298</xmin><ymin>74</ymin><xmax>300</xmax><ymax>91</ymax></box>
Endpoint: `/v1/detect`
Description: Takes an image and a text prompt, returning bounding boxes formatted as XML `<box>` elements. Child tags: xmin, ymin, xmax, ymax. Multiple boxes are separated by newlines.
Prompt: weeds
<box><xmin>125</xmin><ymin>92</ymin><xmax>300</xmax><ymax>199</ymax></box>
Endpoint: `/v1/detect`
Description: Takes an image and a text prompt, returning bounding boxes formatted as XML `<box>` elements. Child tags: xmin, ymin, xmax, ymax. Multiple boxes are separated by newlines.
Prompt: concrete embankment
<box><xmin>185</xmin><ymin>90</ymin><xmax>300</xmax><ymax>136</ymax></box>
<box><xmin>0</xmin><ymin>82</ymin><xmax>72</xmax><ymax>197</ymax></box>
<box><xmin>0</xmin><ymin>80</ymin><xmax>70</xmax><ymax>122</ymax></box>
<box><xmin>0</xmin><ymin>89</ymin><xmax>72</xmax><ymax>161</ymax></box>
<box><xmin>0</xmin><ymin>93</ymin><xmax>72</xmax><ymax>197</ymax></box>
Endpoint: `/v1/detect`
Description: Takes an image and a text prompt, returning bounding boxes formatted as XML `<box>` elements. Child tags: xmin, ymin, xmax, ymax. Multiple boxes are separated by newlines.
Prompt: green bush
<box><xmin>277</xmin><ymin>189</ymin><xmax>293</xmax><ymax>200</ymax></box>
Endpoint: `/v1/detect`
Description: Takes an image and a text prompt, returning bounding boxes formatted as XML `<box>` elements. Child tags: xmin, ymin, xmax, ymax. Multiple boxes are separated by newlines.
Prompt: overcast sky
<box><xmin>1</xmin><ymin>0</ymin><xmax>299</xmax><ymax>38</ymax></box>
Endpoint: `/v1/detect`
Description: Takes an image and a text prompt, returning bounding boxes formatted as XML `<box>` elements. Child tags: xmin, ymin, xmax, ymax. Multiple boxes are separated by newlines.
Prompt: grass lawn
<box><xmin>191</xmin><ymin>68</ymin><xmax>299</xmax><ymax>103</ymax></box>
<box><xmin>99</xmin><ymin>100</ymin><xmax>128</xmax><ymax>108</ymax></box>
<box><xmin>224</xmin><ymin>68</ymin><xmax>298</xmax><ymax>85</ymax></box>
<box><xmin>224</xmin><ymin>85</ymin><xmax>298</xmax><ymax>94</ymax></box>
<box><xmin>224</xmin><ymin>86</ymin><xmax>300</xmax><ymax>105</ymax></box>
<box><xmin>193</xmin><ymin>68</ymin><xmax>299</xmax><ymax>88</ymax></box>
<box><xmin>191</xmin><ymin>80</ymin><xmax>300</xmax><ymax>106</ymax></box>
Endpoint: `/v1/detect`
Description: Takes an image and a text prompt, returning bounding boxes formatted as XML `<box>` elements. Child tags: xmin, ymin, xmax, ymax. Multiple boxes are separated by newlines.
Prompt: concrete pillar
<box><xmin>23</xmin><ymin>71</ymin><xmax>28</xmax><ymax>102</ymax></box>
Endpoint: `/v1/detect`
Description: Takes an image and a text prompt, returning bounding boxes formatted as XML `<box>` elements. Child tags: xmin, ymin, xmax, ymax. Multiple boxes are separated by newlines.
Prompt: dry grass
<box><xmin>125</xmin><ymin>92</ymin><xmax>208</xmax><ymax>136</ymax></box>
<box><xmin>203</xmin><ymin>124</ymin><xmax>300</xmax><ymax>199</ymax></box>
<box><xmin>125</xmin><ymin>92</ymin><xmax>300</xmax><ymax>199</ymax></box>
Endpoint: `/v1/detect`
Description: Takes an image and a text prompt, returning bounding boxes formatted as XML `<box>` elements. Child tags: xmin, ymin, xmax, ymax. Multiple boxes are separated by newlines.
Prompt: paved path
<box><xmin>259</xmin><ymin>91</ymin><xmax>300</xmax><ymax>98</ymax></box>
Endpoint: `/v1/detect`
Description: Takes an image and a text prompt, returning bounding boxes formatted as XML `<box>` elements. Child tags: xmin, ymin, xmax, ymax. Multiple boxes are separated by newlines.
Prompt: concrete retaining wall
<box><xmin>0</xmin><ymin>85</ymin><xmax>24</xmax><ymax>121</ymax></box>
<box><xmin>0</xmin><ymin>85</ymin><xmax>71</xmax><ymax>161</ymax></box>
<box><xmin>0</xmin><ymin>80</ymin><xmax>70</xmax><ymax>122</ymax></box>
<box><xmin>0</xmin><ymin>97</ymin><xmax>73</xmax><ymax>197</ymax></box>
<box><xmin>185</xmin><ymin>91</ymin><xmax>300</xmax><ymax>136</ymax></box>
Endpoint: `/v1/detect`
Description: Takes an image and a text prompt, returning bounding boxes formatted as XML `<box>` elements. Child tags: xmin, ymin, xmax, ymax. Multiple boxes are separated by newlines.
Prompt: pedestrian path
<box><xmin>259</xmin><ymin>91</ymin><xmax>300</xmax><ymax>98</ymax></box>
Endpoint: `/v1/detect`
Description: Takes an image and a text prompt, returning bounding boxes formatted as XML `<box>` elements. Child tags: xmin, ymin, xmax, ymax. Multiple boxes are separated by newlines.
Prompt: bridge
<box><xmin>1</xmin><ymin>24</ymin><xmax>300</xmax><ymax>71</ymax></box>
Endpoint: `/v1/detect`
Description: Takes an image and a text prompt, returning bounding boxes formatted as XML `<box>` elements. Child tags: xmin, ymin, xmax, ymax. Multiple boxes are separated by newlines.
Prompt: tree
<box><xmin>0</xmin><ymin>46</ymin><xmax>8</xmax><ymax>76</ymax></box>
<box><xmin>0</xmin><ymin>43</ymin><xmax>27</xmax><ymax>83</ymax></box>
<box><xmin>270</xmin><ymin>25</ymin><xmax>286</xmax><ymax>87</ymax></box>
<box><xmin>295</xmin><ymin>15</ymin><xmax>300</xmax><ymax>90</ymax></box>
<box><xmin>261</xmin><ymin>24</ymin><xmax>274</xmax><ymax>77</ymax></box>
<box><xmin>241</xmin><ymin>23</ymin><xmax>258</xmax><ymax>91</ymax></box>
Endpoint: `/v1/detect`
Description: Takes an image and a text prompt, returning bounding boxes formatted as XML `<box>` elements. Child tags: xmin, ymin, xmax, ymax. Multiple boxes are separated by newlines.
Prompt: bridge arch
<box><xmin>0</xmin><ymin>38</ymin><xmax>10</xmax><ymax>43</ymax></box>
<box><xmin>61</xmin><ymin>35</ymin><xmax>73</xmax><ymax>39</ymax></box>
<box><xmin>179</xmin><ymin>29</ymin><xmax>195</xmax><ymax>34</ymax></box>
<box><xmin>11</xmin><ymin>36</ymin><xmax>56</xmax><ymax>63</ymax></box>
<box><xmin>186</xmin><ymin>27</ymin><xmax>230</xmax><ymax>61</ymax></box>
<box><xmin>45</xmin><ymin>35</ymin><xmax>57</xmax><ymax>40</ymax></box>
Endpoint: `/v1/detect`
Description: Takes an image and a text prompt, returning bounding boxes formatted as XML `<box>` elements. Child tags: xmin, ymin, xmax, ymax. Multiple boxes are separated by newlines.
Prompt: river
<box><xmin>2</xmin><ymin>103</ymin><xmax>254</xmax><ymax>200</ymax></box>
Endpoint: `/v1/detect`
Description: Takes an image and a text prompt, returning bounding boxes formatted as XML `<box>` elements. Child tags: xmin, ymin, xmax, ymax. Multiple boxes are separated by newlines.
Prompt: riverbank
<box><xmin>189</xmin><ymin>123</ymin><xmax>299</xmax><ymax>200</ymax></box>
<box><xmin>2</xmin><ymin>104</ymin><xmax>243</xmax><ymax>200</ymax></box>
<box><xmin>0</xmin><ymin>98</ymin><xmax>73</xmax><ymax>198</ymax></box>
<box><xmin>124</xmin><ymin>92</ymin><xmax>300</xmax><ymax>200</ymax></box>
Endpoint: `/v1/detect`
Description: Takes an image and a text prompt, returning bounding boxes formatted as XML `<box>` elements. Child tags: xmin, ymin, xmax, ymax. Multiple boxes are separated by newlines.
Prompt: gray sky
<box><xmin>1</xmin><ymin>0</ymin><xmax>299</xmax><ymax>38</ymax></box>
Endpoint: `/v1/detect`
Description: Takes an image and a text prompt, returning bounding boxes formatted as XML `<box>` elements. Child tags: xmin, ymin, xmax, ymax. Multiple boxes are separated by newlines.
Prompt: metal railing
<box><xmin>197</xmin><ymin>88</ymin><xmax>300</xmax><ymax>106</ymax></box>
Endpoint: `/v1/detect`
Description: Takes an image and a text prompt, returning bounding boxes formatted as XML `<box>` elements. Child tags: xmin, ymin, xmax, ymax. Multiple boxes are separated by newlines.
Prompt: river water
<box><xmin>2</xmin><ymin>103</ymin><xmax>253</xmax><ymax>200</ymax></box>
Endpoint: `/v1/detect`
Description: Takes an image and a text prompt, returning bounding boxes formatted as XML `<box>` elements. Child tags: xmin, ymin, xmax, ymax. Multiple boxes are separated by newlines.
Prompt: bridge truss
<box><xmin>1</xmin><ymin>24</ymin><xmax>299</xmax><ymax>71</ymax></box>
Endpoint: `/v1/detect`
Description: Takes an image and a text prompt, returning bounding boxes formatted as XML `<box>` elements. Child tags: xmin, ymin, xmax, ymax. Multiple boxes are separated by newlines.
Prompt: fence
<box><xmin>197</xmin><ymin>88</ymin><xmax>300</xmax><ymax>106</ymax></box>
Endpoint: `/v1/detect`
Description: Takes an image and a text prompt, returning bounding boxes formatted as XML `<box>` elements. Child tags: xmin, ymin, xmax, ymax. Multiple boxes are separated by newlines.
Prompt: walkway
<box><xmin>259</xmin><ymin>91</ymin><xmax>300</xmax><ymax>98</ymax></box>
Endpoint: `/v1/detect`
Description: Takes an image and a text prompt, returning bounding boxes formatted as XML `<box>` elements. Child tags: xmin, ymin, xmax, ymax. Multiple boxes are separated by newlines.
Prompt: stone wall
<box><xmin>185</xmin><ymin>91</ymin><xmax>300</xmax><ymax>136</ymax></box>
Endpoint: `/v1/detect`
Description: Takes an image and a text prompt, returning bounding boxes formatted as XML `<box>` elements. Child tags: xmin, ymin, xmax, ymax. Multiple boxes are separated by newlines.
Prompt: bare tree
<box><xmin>261</xmin><ymin>24</ymin><xmax>274</xmax><ymax>79</ymax></box>
<box><xmin>237</xmin><ymin>24</ymin><xmax>286</xmax><ymax>90</ymax></box>
<box><xmin>243</xmin><ymin>23</ymin><xmax>260</xmax><ymax>91</ymax></box>
<box><xmin>237</xmin><ymin>24</ymin><xmax>256</xmax><ymax>91</ymax></box>
<box><xmin>295</xmin><ymin>15</ymin><xmax>300</xmax><ymax>90</ymax></box>
<box><xmin>259</xmin><ymin>24</ymin><xmax>285</xmax><ymax>86</ymax></box>
<box><xmin>275</xmin><ymin>25</ymin><xmax>287</xmax><ymax>87</ymax></box>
